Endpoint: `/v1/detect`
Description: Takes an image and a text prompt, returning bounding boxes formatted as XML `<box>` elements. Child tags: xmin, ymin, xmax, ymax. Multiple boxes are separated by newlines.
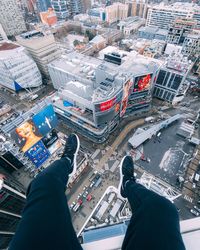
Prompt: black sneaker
<box><xmin>118</xmin><ymin>155</ymin><xmax>135</xmax><ymax>199</ymax></box>
<box><xmin>61</xmin><ymin>134</ymin><xmax>80</xmax><ymax>177</ymax></box>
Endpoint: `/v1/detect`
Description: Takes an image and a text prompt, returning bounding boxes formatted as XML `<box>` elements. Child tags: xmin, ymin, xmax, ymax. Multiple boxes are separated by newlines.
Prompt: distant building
<box><xmin>153</xmin><ymin>55</ymin><xmax>193</xmax><ymax>104</ymax></box>
<box><xmin>0</xmin><ymin>42</ymin><xmax>42</xmax><ymax>92</ymax></box>
<box><xmin>51</xmin><ymin>0</ymin><xmax>69</xmax><ymax>19</ymax></box>
<box><xmin>126</xmin><ymin>0</ymin><xmax>148</xmax><ymax>19</ymax></box>
<box><xmin>147</xmin><ymin>2</ymin><xmax>200</xmax><ymax>30</ymax></box>
<box><xmin>0</xmin><ymin>24</ymin><xmax>8</xmax><ymax>41</ymax></box>
<box><xmin>36</xmin><ymin>0</ymin><xmax>51</xmax><ymax>12</ymax></box>
<box><xmin>16</xmin><ymin>31</ymin><xmax>61</xmax><ymax>77</ymax></box>
<box><xmin>105</xmin><ymin>2</ymin><xmax>128</xmax><ymax>24</ymax></box>
<box><xmin>82</xmin><ymin>0</ymin><xmax>92</xmax><ymax>13</ymax></box>
<box><xmin>70</xmin><ymin>0</ymin><xmax>83</xmax><ymax>16</ymax></box>
<box><xmin>117</xmin><ymin>16</ymin><xmax>145</xmax><ymax>36</ymax></box>
<box><xmin>143</xmin><ymin>40</ymin><xmax>166</xmax><ymax>58</ymax></box>
<box><xmin>89</xmin><ymin>35</ymin><xmax>106</xmax><ymax>51</ymax></box>
<box><xmin>167</xmin><ymin>18</ymin><xmax>198</xmax><ymax>45</ymax></box>
<box><xmin>138</xmin><ymin>26</ymin><xmax>168</xmax><ymax>41</ymax></box>
<box><xmin>40</xmin><ymin>8</ymin><xmax>57</xmax><ymax>26</ymax></box>
<box><xmin>0</xmin><ymin>0</ymin><xmax>26</xmax><ymax>36</ymax></box>
<box><xmin>182</xmin><ymin>32</ymin><xmax>200</xmax><ymax>56</ymax></box>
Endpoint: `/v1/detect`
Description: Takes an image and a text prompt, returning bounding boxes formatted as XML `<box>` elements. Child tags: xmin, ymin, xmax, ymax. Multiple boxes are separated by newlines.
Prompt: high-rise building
<box><xmin>0</xmin><ymin>175</ymin><xmax>26</xmax><ymax>249</ymax></box>
<box><xmin>105</xmin><ymin>2</ymin><xmax>128</xmax><ymax>24</ymax></box>
<box><xmin>126</xmin><ymin>0</ymin><xmax>148</xmax><ymax>18</ymax></box>
<box><xmin>182</xmin><ymin>32</ymin><xmax>200</xmax><ymax>57</ymax></box>
<box><xmin>36</xmin><ymin>0</ymin><xmax>52</xmax><ymax>12</ymax></box>
<box><xmin>0</xmin><ymin>0</ymin><xmax>26</xmax><ymax>36</ymax></box>
<box><xmin>70</xmin><ymin>0</ymin><xmax>83</xmax><ymax>16</ymax></box>
<box><xmin>0</xmin><ymin>42</ymin><xmax>42</xmax><ymax>92</ymax></box>
<box><xmin>16</xmin><ymin>31</ymin><xmax>61</xmax><ymax>77</ymax></box>
<box><xmin>51</xmin><ymin>0</ymin><xmax>69</xmax><ymax>19</ymax></box>
<box><xmin>146</xmin><ymin>2</ymin><xmax>200</xmax><ymax>30</ymax></box>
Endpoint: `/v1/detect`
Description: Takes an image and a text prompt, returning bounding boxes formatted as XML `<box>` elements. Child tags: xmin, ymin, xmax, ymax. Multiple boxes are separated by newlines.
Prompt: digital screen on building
<box><xmin>48</xmin><ymin>140</ymin><xmax>62</xmax><ymax>155</ymax></box>
<box><xmin>32</xmin><ymin>105</ymin><xmax>58</xmax><ymax>136</ymax></box>
<box><xmin>25</xmin><ymin>140</ymin><xmax>50</xmax><ymax>168</ymax></box>
<box><xmin>11</xmin><ymin>119</ymin><xmax>43</xmax><ymax>153</ymax></box>
<box><xmin>120</xmin><ymin>79</ymin><xmax>133</xmax><ymax>117</ymax></box>
<box><xmin>133</xmin><ymin>74</ymin><xmax>152</xmax><ymax>92</ymax></box>
<box><xmin>42</xmin><ymin>129</ymin><xmax>58</xmax><ymax>149</ymax></box>
<box><xmin>100</xmin><ymin>98</ymin><xmax>116</xmax><ymax>112</ymax></box>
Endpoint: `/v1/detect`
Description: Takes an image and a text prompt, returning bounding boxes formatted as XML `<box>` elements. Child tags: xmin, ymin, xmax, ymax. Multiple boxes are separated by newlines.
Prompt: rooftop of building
<box><xmin>0</xmin><ymin>42</ymin><xmax>20</xmax><ymax>51</ymax></box>
<box><xmin>19</xmin><ymin>30</ymin><xmax>44</xmax><ymax>40</ymax></box>
<box><xmin>138</xmin><ymin>26</ymin><xmax>168</xmax><ymax>35</ymax></box>
<box><xmin>118</xmin><ymin>16</ymin><xmax>145</xmax><ymax>27</ymax></box>
<box><xmin>150</xmin><ymin>2</ymin><xmax>200</xmax><ymax>11</ymax></box>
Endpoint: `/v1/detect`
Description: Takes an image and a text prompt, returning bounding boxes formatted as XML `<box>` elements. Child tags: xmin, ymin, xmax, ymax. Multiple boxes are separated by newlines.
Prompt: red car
<box><xmin>87</xmin><ymin>194</ymin><xmax>92</xmax><ymax>201</ymax></box>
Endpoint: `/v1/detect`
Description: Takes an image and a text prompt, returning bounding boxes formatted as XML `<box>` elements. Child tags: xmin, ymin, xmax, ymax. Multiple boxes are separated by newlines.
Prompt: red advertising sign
<box><xmin>100</xmin><ymin>98</ymin><xmax>116</xmax><ymax>112</ymax></box>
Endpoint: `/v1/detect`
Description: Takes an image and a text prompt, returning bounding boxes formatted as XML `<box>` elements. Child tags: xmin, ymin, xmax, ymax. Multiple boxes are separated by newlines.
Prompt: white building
<box><xmin>0</xmin><ymin>42</ymin><xmax>42</xmax><ymax>92</ymax></box>
<box><xmin>16</xmin><ymin>30</ymin><xmax>61</xmax><ymax>77</ymax></box>
<box><xmin>147</xmin><ymin>2</ymin><xmax>200</xmax><ymax>30</ymax></box>
<box><xmin>118</xmin><ymin>16</ymin><xmax>145</xmax><ymax>36</ymax></box>
<box><xmin>0</xmin><ymin>0</ymin><xmax>26</xmax><ymax>36</ymax></box>
<box><xmin>105</xmin><ymin>2</ymin><xmax>128</xmax><ymax>24</ymax></box>
<box><xmin>0</xmin><ymin>24</ymin><xmax>8</xmax><ymax>41</ymax></box>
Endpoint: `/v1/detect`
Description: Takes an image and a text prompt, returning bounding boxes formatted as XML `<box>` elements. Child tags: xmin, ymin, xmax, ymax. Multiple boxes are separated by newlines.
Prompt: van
<box><xmin>31</xmin><ymin>94</ymin><xmax>39</xmax><ymax>101</ymax></box>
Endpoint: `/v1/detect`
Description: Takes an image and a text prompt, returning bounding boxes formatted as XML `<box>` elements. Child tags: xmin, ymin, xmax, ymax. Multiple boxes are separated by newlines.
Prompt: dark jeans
<box><xmin>9</xmin><ymin>158</ymin><xmax>82</xmax><ymax>250</ymax></box>
<box><xmin>9</xmin><ymin>159</ymin><xmax>185</xmax><ymax>250</ymax></box>
<box><xmin>122</xmin><ymin>181</ymin><xmax>185</xmax><ymax>250</ymax></box>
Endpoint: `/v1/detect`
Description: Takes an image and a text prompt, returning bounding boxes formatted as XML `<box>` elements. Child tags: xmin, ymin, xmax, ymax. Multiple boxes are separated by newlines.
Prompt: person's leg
<box><xmin>118</xmin><ymin>156</ymin><xmax>185</xmax><ymax>250</ymax></box>
<box><xmin>9</xmin><ymin>135</ymin><xmax>82</xmax><ymax>250</ymax></box>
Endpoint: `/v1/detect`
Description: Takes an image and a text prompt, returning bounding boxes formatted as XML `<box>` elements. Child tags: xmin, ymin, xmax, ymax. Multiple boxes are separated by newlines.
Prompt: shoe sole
<box><xmin>68</xmin><ymin>134</ymin><xmax>80</xmax><ymax>178</ymax></box>
<box><xmin>118</xmin><ymin>156</ymin><xmax>127</xmax><ymax>200</ymax></box>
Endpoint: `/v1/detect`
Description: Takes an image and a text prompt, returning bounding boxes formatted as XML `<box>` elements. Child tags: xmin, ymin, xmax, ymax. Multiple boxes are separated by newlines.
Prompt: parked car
<box><xmin>194</xmin><ymin>206</ymin><xmax>200</xmax><ymax>213</ymax></box>
<box><xmin>190</xmin><ymin>209</ymin><xmax>199</xmax><ymax>216</ymax></box>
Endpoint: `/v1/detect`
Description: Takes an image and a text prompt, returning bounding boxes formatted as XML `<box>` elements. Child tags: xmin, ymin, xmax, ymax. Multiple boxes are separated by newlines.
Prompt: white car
<box><xmin>194</xmin><ymin>206</ymin><xmax>200</xmax><ymax>213</ymax></box>
<box><xmin>190</xmin><ymin>209</ymin><xmax>199</xmax><ymax>217</ymax></box>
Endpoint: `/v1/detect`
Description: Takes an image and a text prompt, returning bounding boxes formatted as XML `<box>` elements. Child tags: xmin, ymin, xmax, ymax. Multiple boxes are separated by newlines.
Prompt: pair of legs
<box><xmin>9</xmin><ymin>136</ymin><xmax>185</xmax><ymax>250</ymax></box>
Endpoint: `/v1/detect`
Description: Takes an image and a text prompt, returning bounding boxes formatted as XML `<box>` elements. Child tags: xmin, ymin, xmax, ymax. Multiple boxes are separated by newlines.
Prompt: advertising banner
<box><xmin>120</xmin><ymin>79</ymin><xmax>133</xmax><ymax>117</ymax></box>
<box><xmin>133</xmin><ymin>74</ymin><xmax>152</xmax><ymax>92</ymax></box>
<box><xmin>42</xmin><ymin>129</ymin><xmax>58</xmax><ymax>149</ymax></box>
<box><xmin>25</xmin><ymin>140</ymin><xmax>50</xmax><ymax>168</ymax></box>
<box><xmin>11</xmin><ymin>119</ymin><xmax>42</xmax><ymax>152</ymax></box>
<box><xmin>48</xmin><ymin>140</ymin><xmax>62</xmax><ymax>155</ymax></box>
<box><xmin>32</xmin><ymin>104</ymin><xmax>58</xmax><ymax>136</ymax></box>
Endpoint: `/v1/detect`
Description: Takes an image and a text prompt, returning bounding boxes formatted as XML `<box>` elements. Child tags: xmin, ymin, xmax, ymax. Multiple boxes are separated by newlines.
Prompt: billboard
<box><xmin>25</xmin><ymin>140</ymin><xmax>50</xmax><ymax>168</ymax></box>
<box><xmin>48</xmin><ymin>140</ymin><xmax>62</xmax><ymax>155</ymax></box>
<box><xmin>42</xmin><ymin>129</ymin><xmax>58</xmax><ymax>149</ymax></box>
<box><xmin>133</xmin><ymin>74</ymin><xmax>152</xmax><ymax>92</ymax></box>
<box><xmin>120</xmin><ymin>79</ymin><xmax>133</xmax><ymax>117</ymax></box>
<box><xmin>11</xmin><ymin>119</ymin><xmax>42</xmax><ymax>152</ymax></box>
<box><xmin>32</xmin><ymin>104</ymin><xmax>58</xmax><ymax>136</ymax></box>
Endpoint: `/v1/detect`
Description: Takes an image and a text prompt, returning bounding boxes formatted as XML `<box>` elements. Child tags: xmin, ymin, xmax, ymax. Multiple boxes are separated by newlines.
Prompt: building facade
<box><xmin>70</xmin><ymin>0</ymin><xmax>83</xmax><ymax>16</ymax></box>
<box><xmin>126</xmin><ymin>0</ymin><xmax>148</xmax><ymax>19</ymax></box>
<box><xmin>182</xmin><ymin>32</ymin><xmax>200</xmax><ymax>56</ymax></box>
<box><xmin>105</xmin><ymin>2</ymin><xmax>128</xmax><ymax>24</ymax></box>
<box><xmin>16</xmin><ymin>31</ymin><xmax>61</xmax><ymax>77</ymax></box>
<box><xmin>36</xmin><ymin>0</ymin><xmax>52</xmax><ymax>12</ymax></box>
<box><xmin>40</xmin><ymin>8</ymin><xmax>57</xmax><ymax>26</ymax></box>
<box><xmin>146</xmin><ymin>2</ymin><xmax>200</xmax><ymax>30</ymax></box>
<box><xmin>117</xmin><ymin>16</ymin><xmax>145</xmax><ymax>36</ymax></box>
<box><xmin>153</xmin><ymin>55</ymin><xmax>193</xmax><ymax>104</ymax></box>
<box><xmin>0</xmin><ymin>0</ymin><xmax>26</xmax><ymax>36</ymax></box>
<box><xmin>138</xmin><ymin>26</ymin><xmax>168</xmax><ymax>41</ymax></box>
<box><xmin>51</xmin><ymin>0</ymin><xmax>69</xmax><ymax>19</ymax></box>
<box><xmin>0</xmin><ymin>176</ymin><xmax>26</xmax><ymax>249</ymax></box>
<box><xmin>167</xmin><ymin>18</ymin><xmax>197</xmax><ymax>45</ymax></box>
<box><xmin>0</xmin><ymin>42</ymin><xmax>42</xmax><ymax>92</ymax></box>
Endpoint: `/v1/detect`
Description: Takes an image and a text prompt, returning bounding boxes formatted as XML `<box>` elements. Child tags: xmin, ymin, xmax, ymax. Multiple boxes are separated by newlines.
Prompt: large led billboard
<box><xmin>32</xmin><ymin>104</ymin><xmax>58</xmax><ymax>136</ymax></box>
<box><xmin>133</xmin><ymin>74</ymin><xmax>152</xmax><ymax>92</ymax></box>
<box><xmin>11</xmin><ymin>119</ymin><xmax>42</xmax><ymax>152</ymax></box>
<box><xmin>120</xmin><ymin>79</ymin><xmax>133</xmax><ymax>117</ymax></box>
<box><xmin>25</xmin><ymin>140</ymin><xmax>50</xmax><ymax>168</ymax></box>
